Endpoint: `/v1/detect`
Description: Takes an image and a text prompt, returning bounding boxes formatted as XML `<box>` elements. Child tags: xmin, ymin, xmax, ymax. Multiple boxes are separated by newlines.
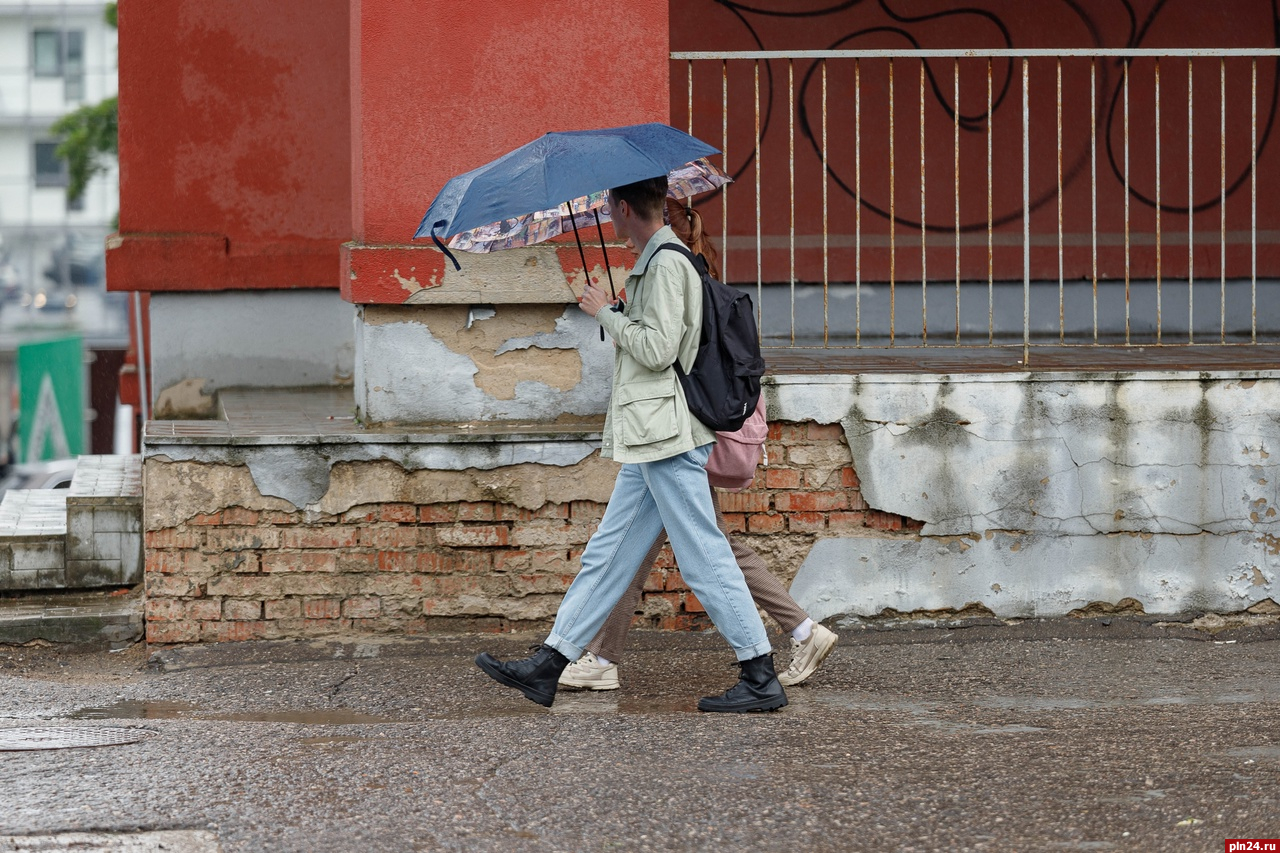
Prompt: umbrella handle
<box><xmin>431</xmin><ymin>220</ymin><xmax>462</xmax><ymax>271</ymax></box>
<box><xmin>565</xmin><ymin>202</ymin><xmax>607</xmax><ymax>342</ymax></box>
<box><xmin>592</xmin><ymin>209</ymin><xmax>616</xmax><ymax>301</ymax></box>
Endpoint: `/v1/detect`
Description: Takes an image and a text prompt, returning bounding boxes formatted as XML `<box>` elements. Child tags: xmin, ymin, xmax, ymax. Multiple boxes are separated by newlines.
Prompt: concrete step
<box><xmin>65</xmin><ymin>454</ymin><xmax>143</xmax><ymax>588</ymax></box>
<box><xmin>0</xmin><ymin>490</ymin><xmax>68</xmax><ymax>591</ymax></box>
<box><xmin>0</xmin><ymin>455</ymin><xmax>144</xmax><ymax>592</ymax></box>
<box><xmin>0</xmin><ymin>587</ymin><xmax>143</xmax><ymax>648</ymax></box>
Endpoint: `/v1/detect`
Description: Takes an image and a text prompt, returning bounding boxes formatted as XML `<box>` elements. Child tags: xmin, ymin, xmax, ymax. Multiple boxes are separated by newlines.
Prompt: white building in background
<box><xmin>0</xmin><ymin>0</ymin><xmax>120</xmax><ymax>332</ymax></box>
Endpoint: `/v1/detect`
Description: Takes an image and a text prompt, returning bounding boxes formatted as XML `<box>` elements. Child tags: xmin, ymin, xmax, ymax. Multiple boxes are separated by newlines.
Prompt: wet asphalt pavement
<box><xmin>0</xmin><ymin>619</ymin><xmax>1277</xmax><ymax>852</ymax></box>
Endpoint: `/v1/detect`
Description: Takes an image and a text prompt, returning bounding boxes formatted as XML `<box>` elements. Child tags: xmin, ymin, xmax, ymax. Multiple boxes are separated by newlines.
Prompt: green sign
<box><xmin>17</xmin><ymin>336</ymin><xmax>83</xmax><ymax>462</ymax></box>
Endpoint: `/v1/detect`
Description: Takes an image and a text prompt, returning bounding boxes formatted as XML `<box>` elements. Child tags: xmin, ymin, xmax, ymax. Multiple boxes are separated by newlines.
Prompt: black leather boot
<box><xmin>697</xmin><ymin>653</ymin><xmax>788</xmax><ymax>713</ymax></box>
<box><xmin>475</xmin><ymin>644</ymin><xmax>570</xmax><ymax>707</ymax></box>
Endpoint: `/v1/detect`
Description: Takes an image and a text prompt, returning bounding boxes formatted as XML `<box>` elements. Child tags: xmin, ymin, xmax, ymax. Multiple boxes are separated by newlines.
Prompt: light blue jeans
<box><xmin>546</xmin><ymin>444</ymin><xmax>772</xmax><ymax>663</ymax></box>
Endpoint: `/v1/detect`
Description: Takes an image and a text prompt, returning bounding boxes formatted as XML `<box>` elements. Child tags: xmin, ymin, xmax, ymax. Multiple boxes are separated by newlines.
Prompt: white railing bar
<box><xmin>889</xmin><ymin>57</ymin><xmax>897</xmax><ymax>347</ymax></box>
<box><xmin>1220</xmin><ymin>58</ymin><xmax>1227</xmax><ymax>344</ymax></box>
<box><xmin>755</xmin><ymin>60</ymin><xmax>762</xmax><ymax>340</ymax></box>
<box><xmin>1091</xmin><ymin>59</ymin><xmax>1098</xmax><ymax>344</ymax></box>
<box><xmin>855</xmin><ymin>59</ymin><xmax>862</xmax><ymax>347</ymax></box>
<box><xmin>920</xmin><ymin>60</ymin><xmax>927</xmax><ymax>347</ymax></box>
<box><xmin>954</xmin><ymin>59</ymin><xmax>961</xmax><ymax>346</ymax></box>
<box><xmin>673</xmin><ymin>48</ymin><xmax>1280</xmax><ymax>59</ymax></box>
<box><xmin>1156</xmin><ymin>59</ymin><xmax>1163</xmax><ymax>344</ymax></box>
<box><xmin>1022</xmin><ymin>58</ymin><xmax>1030</xmax><ymax>365</ymax></box>
<box><xmin>987</xmin><ymin>58</ymin><xmax>994</xmax><ymax>345</ymax></box>
<box><xmin>1253</xmin><ymin>59</ymin><xmax>1259</xmax><ymax>344</ymax></box>
<box><xmin>1124</xmin><ymin>59</ymin><xmax>1131</xmax><ymax>345</ymax></box>
<box><xmin>1188</xmin><ymin>59</ymin><xmax>1195</xmax><ymax>343</ymax></box>
<box><xmin>721</xmin><ymin>60</ymin><xmax>728</xmax><ymax>283</ymax></box>
<box><xmin>822</xmin><ymin>59</ymin><xmax>829</xmax><ymax>347</ymax></box>
<box><xmin>1057</xmin><ymin>59</ymin><xmax>1064</xmax><ymax>344</ymax></box>
<box><xmin>789</xmin><ymin>59</ymin><xmax>796</xmax><ymax>346</ymax></box>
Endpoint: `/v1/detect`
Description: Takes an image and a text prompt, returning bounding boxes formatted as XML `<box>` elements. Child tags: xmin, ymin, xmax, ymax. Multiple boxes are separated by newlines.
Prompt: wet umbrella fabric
<box><xmin>447</xmin><ymin>158</ymin><xmax>730</xmax><ymax>254</ymax></box>
<box><xmin>413</xmin><ymin>123</ymin><xmax>720</xmax><ymax>257</ymax></box>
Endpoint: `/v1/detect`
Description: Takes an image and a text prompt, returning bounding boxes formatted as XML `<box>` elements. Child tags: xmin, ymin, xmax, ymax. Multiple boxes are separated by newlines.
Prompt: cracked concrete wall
<box><xmin>150</xmin><ymin>292</ymin><xmax>356</xmax><ymax>401</ymax></box>
<box><xmin>779</xmin><ymin>372</ymin><xmax>1280</xmax><ymax>618</ymax></box>
<box><xmin>355</xmin><ymin>304</ymin><xmax>613</xmax><ymax>423</ymax></box>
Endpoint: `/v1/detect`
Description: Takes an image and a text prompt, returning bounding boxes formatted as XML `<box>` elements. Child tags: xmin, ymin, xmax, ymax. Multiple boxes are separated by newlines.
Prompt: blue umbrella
<box><xmin>414</xmin><ymin>122</ymin><xmax>721</xmax><ymax>274</ymax></box>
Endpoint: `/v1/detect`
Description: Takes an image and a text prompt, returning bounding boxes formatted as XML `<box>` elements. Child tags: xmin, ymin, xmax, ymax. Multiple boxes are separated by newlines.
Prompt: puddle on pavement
<box><xmin>68</xmin><ymin>700</ymin><xmax>400</xmax><ymax>725</ymax></box>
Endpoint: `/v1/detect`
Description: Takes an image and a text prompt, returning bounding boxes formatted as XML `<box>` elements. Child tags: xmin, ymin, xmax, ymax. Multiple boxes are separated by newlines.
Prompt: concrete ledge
<box><xmin>0</xmin><ymin>588</ymin><xmax>143</xmax><ymax>647</ymax></box>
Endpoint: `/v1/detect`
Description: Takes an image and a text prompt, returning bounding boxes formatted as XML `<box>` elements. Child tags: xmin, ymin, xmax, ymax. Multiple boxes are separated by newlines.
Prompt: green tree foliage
<box><xmin>51</xmin><ymin>96</ymin><xmax>117</xmax><ymax>205</ymax></box>
<box><xmin>52</xmin><ymin>3</ymin><xmax>117</xmax><ymax>205</ymax></box>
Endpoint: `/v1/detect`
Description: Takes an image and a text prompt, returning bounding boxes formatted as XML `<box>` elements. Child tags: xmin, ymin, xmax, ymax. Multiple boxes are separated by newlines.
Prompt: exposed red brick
<box><xmin>767</xmin><ymin>422</ymin><xmax>783</xmax><ymax>441</ymax></box>
<box><xmin>261</xmin><ymin>552</ymin><xmax>337</xmax><ymax>573</ymax></box>
<box><xmin>419</xmin><ymin>504</ymin><xmax>458</xmax><ymax>523</ymax></box>
<box><xmin>722</xmin><ymin>512</ymin><xmax>747</xmax><ymax>534</ymax></box>
<box><xmin>223</xmin><ymin>599</ymin><xmax>262</xmax><ymax>621</ymax></box>
<box><xmin>377</xmin><ymin>551</ymin><xmax>414</xmax><ymax>572</ymax></box>
<box><xmin>748</xmin><ymin>512</ymin><xmax>785</xmax><ymax>534</ymax></box>
<box><xmin>569</xmin><ymin>500</ymin><xmax>606</xmax><ymax>521</ymax></box>
<box><xmin>146</xmin><ymin>621</ymin><xmax>198</xmax><ymax>644</ymax></box>
<box><xmin>359</xmin><ymin>526</ymin><xmax>430</xmax><ymax>549</ymax></box>
<box><xmin>436</xmin><ymin>525</ymin><xmax>509</xmax><ymax>547</ymax></box>
<box><xmin>144</xmin><ymin>599</ymin><xmax>184</xmax><ymax>622</ymax></box>
<box><xmin>188</xmin><ymin>599</ymin><xmax>222</xmax><ymax>621</ymax></box>
<box><xmin>533</xmin><ymin>503</ymin><xmax>570</xmax><ymax>519</ymax></box>
<box><xmin>643</xmin><ymin>570</ymin><xmax>666</xmax><ymax>592</ymax></box>
<box><xmin>807</xmin><ymin>423</ymin><xmax>846</xmax><ymax>441</ymax></box>
<box><xmin>665</xmin><ymin>571</ymin><xmax>688</xmax><ymax>592</ymax></box>
<box><xmin>281</xmin><ymin>527</ymin><xmax>359</xmax><ymax>549</ymax></box>
<box><xmin>336</xmin><ymin>552</ymin><xmax>378</xmax><ymax>573</ymax></box>
<box><xmin>764</xmin><ymin>468</ymin><xmax>802</xmax><ymax>489</ymax></box>
<box><xmin>146</xmin><ymin>529</ymin><xmax>200</xmax><ymax>550</ymax></box>
<box><xmin>717</xmin><ymin>491</ymin><xmax>770</xmax><ymax>513</ymax></box>
<box><xmin>458</xmin><ymin>501</ymin><xmax>496</xmax><ymax>521</ymax></box>
<box><xmin>495</xmin><ymin>505</ymin><xmax>534</xmax><ymax>522</ymax></box>
<box><xmin>303</xmin><ymin>598</ymin><xmax>342</xmax><ymax>619</ymax></box>
<box><xmin>203</xmin><ymin>528</ymin><xmax>280</xmax><ymax>552</ymax></box>
<box><xmin>146</xmin><ymin>576</ymin><xmax>199</xmax><ymax>598</ymax></box>
<box><xmin>491</xmin><ymin>550</ymin><xmax>532</xmax><ymax>573</ymax></box>
<box><xmin>776</xmin><ymin>424</ymin><xmax>807</xmax><ymax>444</ymax></box>
<box><xmin>866</xmin><ymin>511</ymin><xmax>903</xmax><ymax>530</ymax></box>
<box><xmin>187</xmin><ymin>511</ymin><xmax>224</xmax><ymax>525</ymax></box>
<box><xmin>145</xmin><ymin>551</ymin><xmax>189</xmax><ymax>575</ymax></box>
<box><xmin>210</xmin><ymin>620</ymin><xmax>266</xmax><ymax>642</ymax></box>
<box><xmin>841</xmin><ymin>466</ymin><xmax>861</xmax><ymax>488</ymax></box>
<box><xmin>683</xmin><ymin>592</ymin><xmax>705</xmax><ymax>613</ymax></box>
<box><xmin>379</xmin><ymin>503</ymin><xmax>418</xmax><ymax>523</ymax></box>
<box><xmin>343</xmin><ymin>597</ymin><xmax>381</xmax><ymax>619</ymax></box>
<box><xmin>529</xmin><ymin>549</ymin><xmax>568</xmax><ymax>573</ymax></box>
<box><xmin>265</xmin><ymin>598</ymin><xmax>301</xmax><ymax>620</ymax></box>
<box><xmin>775</xmin><ymin>491</ymin><xmax>849</xmax><ymax>512</ymax></box>
<box><xmin>828</xmin><ymin>511</ymin><xmax>868</xmax><ymax>531</ymax></box>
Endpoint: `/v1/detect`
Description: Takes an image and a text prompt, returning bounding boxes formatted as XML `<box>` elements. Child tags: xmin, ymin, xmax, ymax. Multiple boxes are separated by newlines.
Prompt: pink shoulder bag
<box><xmin>705</xmin><ymin>396</ymin><xmax>767</xmax><ymax>491</ymax></box>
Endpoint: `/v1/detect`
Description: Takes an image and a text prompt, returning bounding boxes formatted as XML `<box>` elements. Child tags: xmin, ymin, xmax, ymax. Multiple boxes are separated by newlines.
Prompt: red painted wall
<box><xmin>109</xmin><ymin>0</ymin><xmax>351</xmax><ymax>291</ymax></box>
<box><xmin>352</xmin><ymin>0</ymin><xmax>670</xmax><ymax>246</ymax></box>
<box><xmin>671</xmin><ymin>0</ymin><xmax>1280</xmax><ymax>284</ymax></box>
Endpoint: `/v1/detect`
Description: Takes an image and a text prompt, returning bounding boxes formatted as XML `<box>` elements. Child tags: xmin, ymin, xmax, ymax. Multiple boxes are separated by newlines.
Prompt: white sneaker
<box><xmin>557</xmin><ymin>652</ymin><xmax>620</xmax><ymax>691</ymax></box>
<box><xmin>778</xmin><ymin>623</ymin><xmax>838</xmax><ymax>687</ymax></box>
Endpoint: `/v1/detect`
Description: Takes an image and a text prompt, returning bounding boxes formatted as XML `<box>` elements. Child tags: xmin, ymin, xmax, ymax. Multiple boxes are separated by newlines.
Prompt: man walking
<box><xmin>475</xmin><ymin>175</ymin><xmax>787</xmax><ymax>713</ymax></box>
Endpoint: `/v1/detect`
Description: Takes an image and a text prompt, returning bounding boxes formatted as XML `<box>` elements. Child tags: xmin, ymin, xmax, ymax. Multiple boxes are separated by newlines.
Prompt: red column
<box><xmin>342</xmin><ymin>0</ymin><xmax>670</xmax><ymax>304</ymax></box>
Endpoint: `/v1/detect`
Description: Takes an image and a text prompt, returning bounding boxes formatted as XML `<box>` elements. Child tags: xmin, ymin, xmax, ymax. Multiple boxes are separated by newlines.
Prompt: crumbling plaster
<box><xmin>355</xmin><ymin>304</ymin><xmax>614</xmax><ymax>423</ymax></box>
<box><xmin>777</xmin><ymin>371</ymin><xmax>1280</xmax><ymax>617</ymax></box>
<box><xmin>144</xmin><ymin>454</ymin><xmax>619</xmax><ymax>530</ymax></box>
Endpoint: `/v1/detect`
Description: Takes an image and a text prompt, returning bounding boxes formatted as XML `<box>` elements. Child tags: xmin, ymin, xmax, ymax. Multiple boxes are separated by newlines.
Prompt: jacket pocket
<box><xmin>617</xmin><ymin>378</ymin><xmax>680</xmax><ymax>447</ymax></box>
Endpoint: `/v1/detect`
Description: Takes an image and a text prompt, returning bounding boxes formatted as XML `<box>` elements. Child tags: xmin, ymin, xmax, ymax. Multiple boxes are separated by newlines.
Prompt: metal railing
<box><xmin>671</xmin><ymin>48</ymin><xmax>1280</xmax><ymax>361</ymax></box>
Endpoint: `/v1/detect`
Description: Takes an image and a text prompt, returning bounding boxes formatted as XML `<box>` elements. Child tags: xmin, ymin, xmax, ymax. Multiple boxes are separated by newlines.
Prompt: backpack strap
<box><xmin>639</xmin><ymin>241</ymin><xmax>707</xmax><ymax>278</ymax></box>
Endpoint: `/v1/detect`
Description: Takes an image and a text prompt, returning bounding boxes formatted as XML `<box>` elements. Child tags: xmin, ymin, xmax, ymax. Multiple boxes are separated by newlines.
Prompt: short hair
<box><xmin>609</xmin><ymin>175</ymin><xmax>668</xmax><ymax>222</ymax></box>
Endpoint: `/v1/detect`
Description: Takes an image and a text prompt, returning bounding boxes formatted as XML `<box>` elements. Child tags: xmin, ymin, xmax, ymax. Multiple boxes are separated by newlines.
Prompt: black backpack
<box><xmin>643</xmin><ymin>242</ymin><xmax>766</xmax><ymax>432</ymax></box>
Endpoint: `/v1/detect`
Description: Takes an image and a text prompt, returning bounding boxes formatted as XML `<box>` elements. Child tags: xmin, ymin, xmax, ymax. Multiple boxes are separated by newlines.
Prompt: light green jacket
<box><xmin>595</xmin><ymin>226</ymin><xmax>716</xmax><ymax>463</ymax></box>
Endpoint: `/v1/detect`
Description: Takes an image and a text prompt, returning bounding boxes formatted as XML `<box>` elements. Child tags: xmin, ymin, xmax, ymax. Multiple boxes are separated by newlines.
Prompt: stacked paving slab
<box><xmin>0</xmin><ymin>455</ymin><xmax>143</xmax><ymax>591</ymax></box>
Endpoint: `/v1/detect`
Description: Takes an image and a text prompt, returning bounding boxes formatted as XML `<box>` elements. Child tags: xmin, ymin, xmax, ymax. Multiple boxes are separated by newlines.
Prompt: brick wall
<box><xmin>143</xmin><ymin>421</ymin><xmax>922</xmax><ymax>644</ymax></box>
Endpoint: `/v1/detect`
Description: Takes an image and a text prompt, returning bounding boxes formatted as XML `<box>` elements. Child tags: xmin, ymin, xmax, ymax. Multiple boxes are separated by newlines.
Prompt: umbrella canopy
<box><xmin>414</xmin><ymin>123</ymin><xmax>720</xmax><ymax>243</ymax></box>
<box><xmin>447</xmin><ymin>158</ymin><xmax>730</xmax><ymax>253</ymax></box>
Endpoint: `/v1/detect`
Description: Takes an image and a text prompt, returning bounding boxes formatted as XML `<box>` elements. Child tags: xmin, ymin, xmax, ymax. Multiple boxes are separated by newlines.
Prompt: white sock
<box><xmin>595</xmin><ymin>655</ymin><xmax>611</xmax><ymax>667</ymax></box>
<box><xmin>791</xmin><ymin>618</ymin><xmax>814</xmax><ymax>643</ymax></box>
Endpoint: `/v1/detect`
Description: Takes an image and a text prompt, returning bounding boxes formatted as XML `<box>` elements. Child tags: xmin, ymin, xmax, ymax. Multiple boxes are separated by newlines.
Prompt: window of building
<box><xmin>64</xmin><ymin>30</ymin><xmax>85</xmax><ymax>100</ymax></box>
<box><xmin>32</xmin><ymin>30</ymin><xmax>62</xmax><ymax>77</ymax></box>
<box><xmin>34</xmin><ymin>141</ymin><xmax>68</xmax><ymax>188</ymax></box>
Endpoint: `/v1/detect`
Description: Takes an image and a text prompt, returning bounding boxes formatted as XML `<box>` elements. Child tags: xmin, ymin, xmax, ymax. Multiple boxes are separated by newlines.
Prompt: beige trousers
<box><xmin>584</xmin><ymin>485</ymin><xmax>809</xmax><ymax>662</ymax></box>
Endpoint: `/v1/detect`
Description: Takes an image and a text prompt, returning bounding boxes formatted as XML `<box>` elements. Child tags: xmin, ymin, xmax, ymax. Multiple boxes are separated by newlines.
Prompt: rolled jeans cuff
<box><xmin>545</xmin><ymin>632</ymin><xmax>584</xmax><ymax>663</ymax></box>
<box><xmin>733</xmin><ymin>638</ymin><xmax>773</xmax><ymax>662</ymax></box>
